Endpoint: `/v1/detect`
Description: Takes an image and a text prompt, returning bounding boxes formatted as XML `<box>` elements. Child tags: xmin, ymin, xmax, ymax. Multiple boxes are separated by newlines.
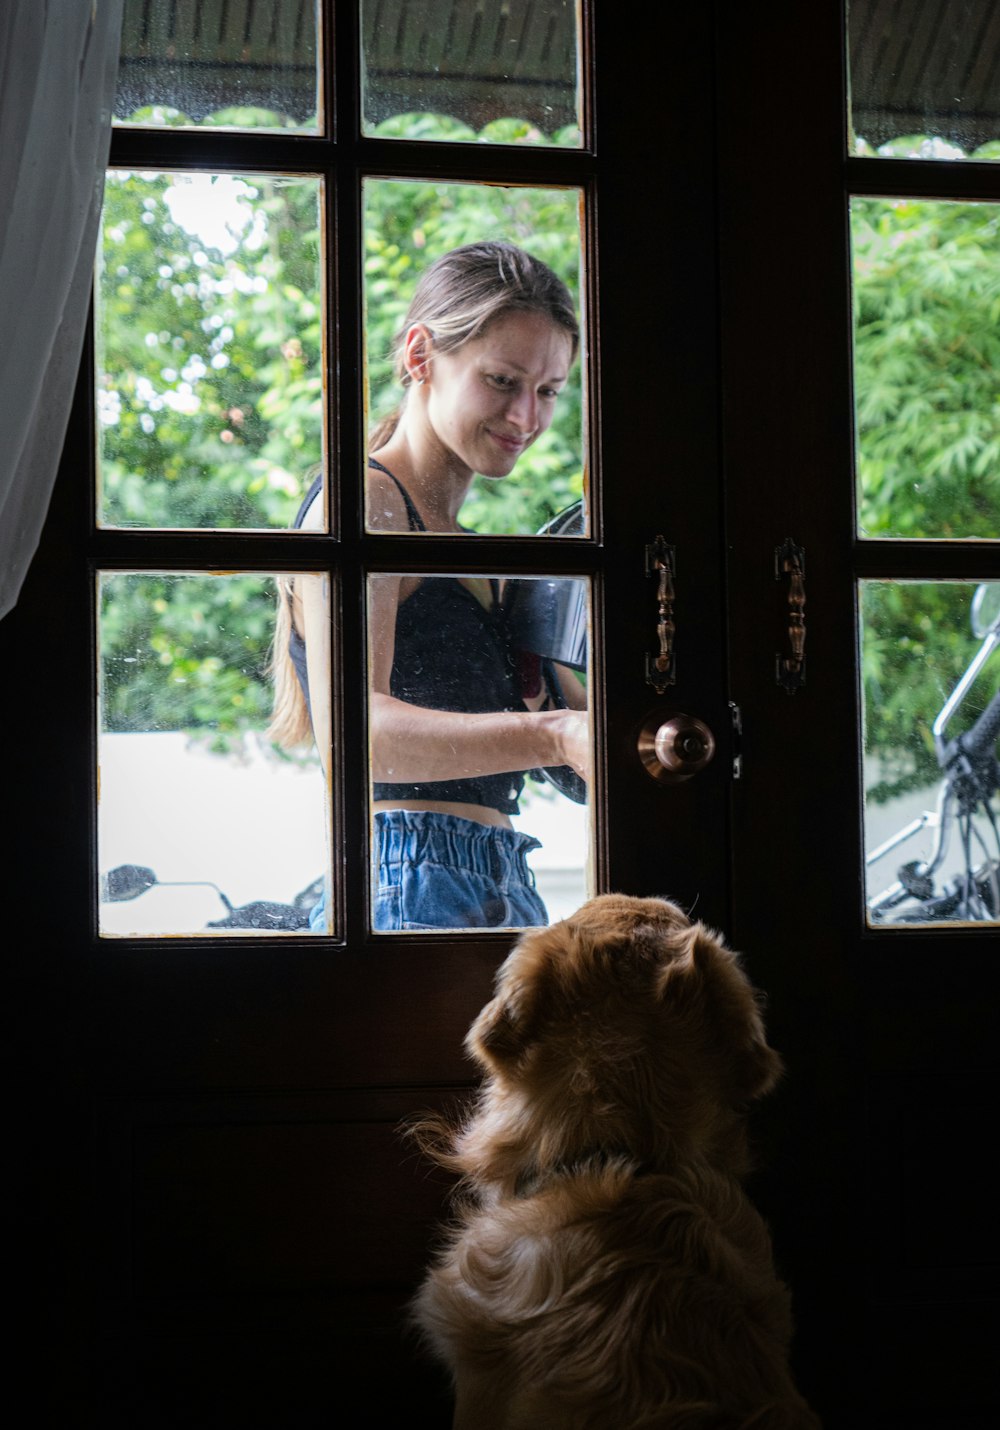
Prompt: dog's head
<box><xmin>462</xmin><ymin>894</ymin><xmax>782</xmax><ymax>1183</ymax></box>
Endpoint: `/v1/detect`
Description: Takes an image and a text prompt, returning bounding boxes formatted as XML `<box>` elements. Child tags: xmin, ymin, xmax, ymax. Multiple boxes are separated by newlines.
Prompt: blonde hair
<box><xmin>269</xmin><ymin>242</ymin><xmax>579</xmax><ymax>750</ymax></box>
<box><xmin>266</xmin><ymin>577</ymin><xmax>314</xmax><ymax>748</ymax></box>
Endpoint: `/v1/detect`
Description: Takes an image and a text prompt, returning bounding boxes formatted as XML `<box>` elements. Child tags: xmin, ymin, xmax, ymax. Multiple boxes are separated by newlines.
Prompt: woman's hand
<box><xmin>550</xmin><ymin>708</ymin><xmax>590</xmax><ymax>782</ymax></box>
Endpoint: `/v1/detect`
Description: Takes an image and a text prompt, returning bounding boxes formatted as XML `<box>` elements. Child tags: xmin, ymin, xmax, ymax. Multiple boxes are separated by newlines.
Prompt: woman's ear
<box><xmin>402</xmin><ymin>322</ymin><xmax>433</xmax><ymax>386</ymax></box>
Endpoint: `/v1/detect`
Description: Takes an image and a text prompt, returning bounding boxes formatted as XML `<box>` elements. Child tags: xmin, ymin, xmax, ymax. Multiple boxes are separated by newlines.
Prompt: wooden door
<box><xmin>4</xmin><ymin>4</ymin><xmax>997</xmax><ymax>1428</ymax></box>
<box><xmin>718</xmin><ymin>5</ymin><xmax>1000</xmax><ymax>1428</ymax></box>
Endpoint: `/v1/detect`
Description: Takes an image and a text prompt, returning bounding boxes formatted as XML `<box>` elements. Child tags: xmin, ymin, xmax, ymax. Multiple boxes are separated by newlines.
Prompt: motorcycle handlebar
<box><xmin>954</xmin><ymin>689</ymin><xmax>1000</xmax><ymax>768</ymax></box>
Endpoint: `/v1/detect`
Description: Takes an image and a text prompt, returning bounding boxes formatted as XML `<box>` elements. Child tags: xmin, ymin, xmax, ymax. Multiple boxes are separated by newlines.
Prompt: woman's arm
<box><xmin>369</xmin><ymin>690</ymin><xmax>589</xmax><ymax>784</ymax></box>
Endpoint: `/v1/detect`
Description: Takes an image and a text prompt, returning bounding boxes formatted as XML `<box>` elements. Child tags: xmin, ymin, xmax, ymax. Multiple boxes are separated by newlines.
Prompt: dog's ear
<box><xmin>467</xmin><ymin>958</ymin><xmax>548</xmax><ymax>1068</ymax></box>
<box><xmin>466</xmin><ymin>926</ymin><xmax>561</xmax><ymax>1069</ymax></box>
<box><xmin>659</xmin><ymin>924</ymin><xmax>785</xmax><ymax>1103</ymax></box>
<box><xmin>468</xmin><ymin>989</ymin><xmax>530</xmax><ymax>1068</ymax></box>
<box><xmin>651</xmin><ymin>921</ymin><xmax>702</xmax><ymax>982</ymax></box>
<box><xmin>693</xmin><ymin>931</ymin><xmax>785</xmax><ymax>1103</ymax></box>
<box><xmin>729</xmin><ymin>1028</ymin><xmax>784</xmax><ymax>1104</ymax></box>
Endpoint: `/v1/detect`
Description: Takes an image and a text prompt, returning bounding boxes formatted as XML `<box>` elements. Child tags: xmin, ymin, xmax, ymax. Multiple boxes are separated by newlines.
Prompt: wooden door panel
<box><xmin>89</xmin><ymin>943</ymin><xmax>500</xmax><ymax>1087</ymax></box>
<box><xmin>92</xmin><ymin>1089</ymin><xmax>460</xmax><ymax>1425</ymax></box>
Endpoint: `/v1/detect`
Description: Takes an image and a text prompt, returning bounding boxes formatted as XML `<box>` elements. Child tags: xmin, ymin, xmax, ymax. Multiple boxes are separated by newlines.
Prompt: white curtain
<box><xmin>0</xmin><ymin>0</ymin><xmax>124</xmax><ymax>621</ymax></box>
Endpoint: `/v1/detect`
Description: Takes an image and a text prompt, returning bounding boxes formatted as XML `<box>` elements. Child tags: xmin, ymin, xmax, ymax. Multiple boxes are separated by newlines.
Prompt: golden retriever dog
<box><xmin>412</xmin><ymin>894</ymin><xmax>821</xmax><ymax>1430</ymax></box>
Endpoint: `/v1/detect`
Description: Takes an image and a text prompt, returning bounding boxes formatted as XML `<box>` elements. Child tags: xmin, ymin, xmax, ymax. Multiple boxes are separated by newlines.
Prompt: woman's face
<box><xmin>420</xmin><ymin>310</ymin><xmax>574</xmax><ymax>479</ymax></box>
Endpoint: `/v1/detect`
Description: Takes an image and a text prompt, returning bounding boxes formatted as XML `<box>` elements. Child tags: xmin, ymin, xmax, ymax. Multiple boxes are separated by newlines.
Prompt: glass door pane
<box><xmin>862</xmin><ymin>579</ymin><xmax>1000</xmax><ymax>925</ymax></box>
<box><xmin>848</xmin><ymin>0</ymin><xmax>1000</xmax><ymax>161</ymax></box>
<box><xmin>114</xmin><ymin>0</ymin><xmax>322</xmax><ymax>132</ymax></box>
<box><xmin>98</xmin><ymin>571</ymin><xmax>329</xmax><ymax>936</ymax></box>
<box><xmin>97</xmin><ymin>169</ymin><xmax>325</xmax><ymax>531</ymax></box>
<box><xmin>365</xmin><ymin>571</ymin><xmax>591</xmax><ymax>931</ymax></box>
<box><xmin>363</xmin><ymin>177</ymin><xmax>586</xmax><ymax>535</ymax></box>
<box><xmin>360</xmin><ymin>0</ymin><xmax>582</xmax><ymax>146</ymax></box>
<box><xmin>852</xmin><ymin>196</ymin><xmax>1000</xmax><ymax>540</ymax></box>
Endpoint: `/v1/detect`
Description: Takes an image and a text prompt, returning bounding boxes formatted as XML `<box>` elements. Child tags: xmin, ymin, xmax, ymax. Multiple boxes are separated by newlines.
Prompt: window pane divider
<box><xmin>846</xmin><ymin>154</ymin><xmax>1000</xmax><ymax>202</ymax></box>
<box><xmin>853</xmin><ymin>539</ymin><xmax>1000</xmax><ymax>581</ymax></box>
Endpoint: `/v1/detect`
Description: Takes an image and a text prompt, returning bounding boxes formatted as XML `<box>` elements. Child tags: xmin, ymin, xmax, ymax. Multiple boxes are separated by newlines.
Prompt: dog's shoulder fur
<box><xmin>411</xmin><ymin>894</ymin><xmax>822</xmax><ymax>1430</ymax></box>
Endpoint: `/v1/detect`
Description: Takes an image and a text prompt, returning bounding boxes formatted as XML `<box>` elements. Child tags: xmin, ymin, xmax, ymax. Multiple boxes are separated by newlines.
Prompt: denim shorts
<box><xmin>309</xmin><ymin>809</ymin><xmax>548</xmax><ymax>932</ymax></box>
<box><xmin>375</xmin><ymin>809</ymin><xmax>548</xmax><ymax>931</ymax></box>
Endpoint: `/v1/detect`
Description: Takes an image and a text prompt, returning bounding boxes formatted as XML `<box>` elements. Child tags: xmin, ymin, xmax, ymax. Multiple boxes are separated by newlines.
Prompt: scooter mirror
<box><xmin>101</xmin><ymin>863</ymin><xmax>158</xmax><ymax>902</ymax></box>
<box><xmin>99</xmin><ymin>863</ymin><xmax>235</xmax><ymax>915</ymax></box>
<box><xmin>971</xmin><ymin>582</ymin><xmax>1000</xmax><ymax>639</ymax></box>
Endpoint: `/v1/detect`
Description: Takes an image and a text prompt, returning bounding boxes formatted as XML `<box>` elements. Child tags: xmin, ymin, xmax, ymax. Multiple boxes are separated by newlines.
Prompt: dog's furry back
<box><xmin>411</xmin><ymin>895</ymin><xmax>821</xmax><ymax>1429</ymax></box>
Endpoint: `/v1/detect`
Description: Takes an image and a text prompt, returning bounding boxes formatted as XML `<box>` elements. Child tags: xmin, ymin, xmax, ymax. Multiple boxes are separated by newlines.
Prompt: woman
<box><xmin>270</xmin><ymin>241</ymin><xmax>588</xmax><ymax>931</ymax></box>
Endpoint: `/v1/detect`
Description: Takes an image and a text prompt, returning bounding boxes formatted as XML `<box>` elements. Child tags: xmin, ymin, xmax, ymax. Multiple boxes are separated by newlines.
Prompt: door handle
<box><xmin>775</xmin><ymin>536</ymin><xmax>806</xmax><ymax>692</ymax></box>
<box><xmin>638</xmin><ymin>713</ymin><xmax>716</xmax><ymax>783</ymax></box>
<box><xmin>645</xmin><ymin>536</ymin><xmax>676</xmax><ymax>692</ymax></box>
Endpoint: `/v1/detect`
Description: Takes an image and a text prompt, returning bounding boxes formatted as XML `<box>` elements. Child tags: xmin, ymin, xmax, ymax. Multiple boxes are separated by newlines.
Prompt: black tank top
<box><xmin>288</xmin><ymin>461</ymin><xmax>527</xmax><ymax>815</ymax></box>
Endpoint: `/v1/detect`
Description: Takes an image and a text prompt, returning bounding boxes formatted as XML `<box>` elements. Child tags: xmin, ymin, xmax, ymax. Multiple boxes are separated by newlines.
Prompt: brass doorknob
<box><xmin>638</xmin><ymin>713</ymin><xmax>716</xmax><ymax>783</ymax></box>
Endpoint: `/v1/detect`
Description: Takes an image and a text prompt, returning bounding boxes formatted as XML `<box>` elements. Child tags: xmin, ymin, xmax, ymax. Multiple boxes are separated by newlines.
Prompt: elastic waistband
<box><xmin>375</xmin><ymin>809</ymin><xmax>541</xmax><ymax>878</ymax></box>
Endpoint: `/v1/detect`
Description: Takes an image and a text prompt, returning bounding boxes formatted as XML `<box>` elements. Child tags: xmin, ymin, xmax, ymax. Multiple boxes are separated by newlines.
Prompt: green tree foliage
<box><xmin>101</xmin><ymin>573</ymin><xmax>276</xmax><ymax>739</ymax></box>
<box><xmin>854</xmin><ymin>195</ymin><xmax>1000</xmax><ymax>540</ymax></box>
<box><xmin>98</xmin><ymin>168</ymin><xmax>322</xmax><ymax>531</ymax></box>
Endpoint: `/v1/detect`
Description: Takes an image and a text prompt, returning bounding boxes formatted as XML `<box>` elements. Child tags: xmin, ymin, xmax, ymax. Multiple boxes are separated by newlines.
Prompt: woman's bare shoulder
<box><xmin>367</xmin><ymin>465</ymin><xmax>412</xmax><ymax>531</ymax></box>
